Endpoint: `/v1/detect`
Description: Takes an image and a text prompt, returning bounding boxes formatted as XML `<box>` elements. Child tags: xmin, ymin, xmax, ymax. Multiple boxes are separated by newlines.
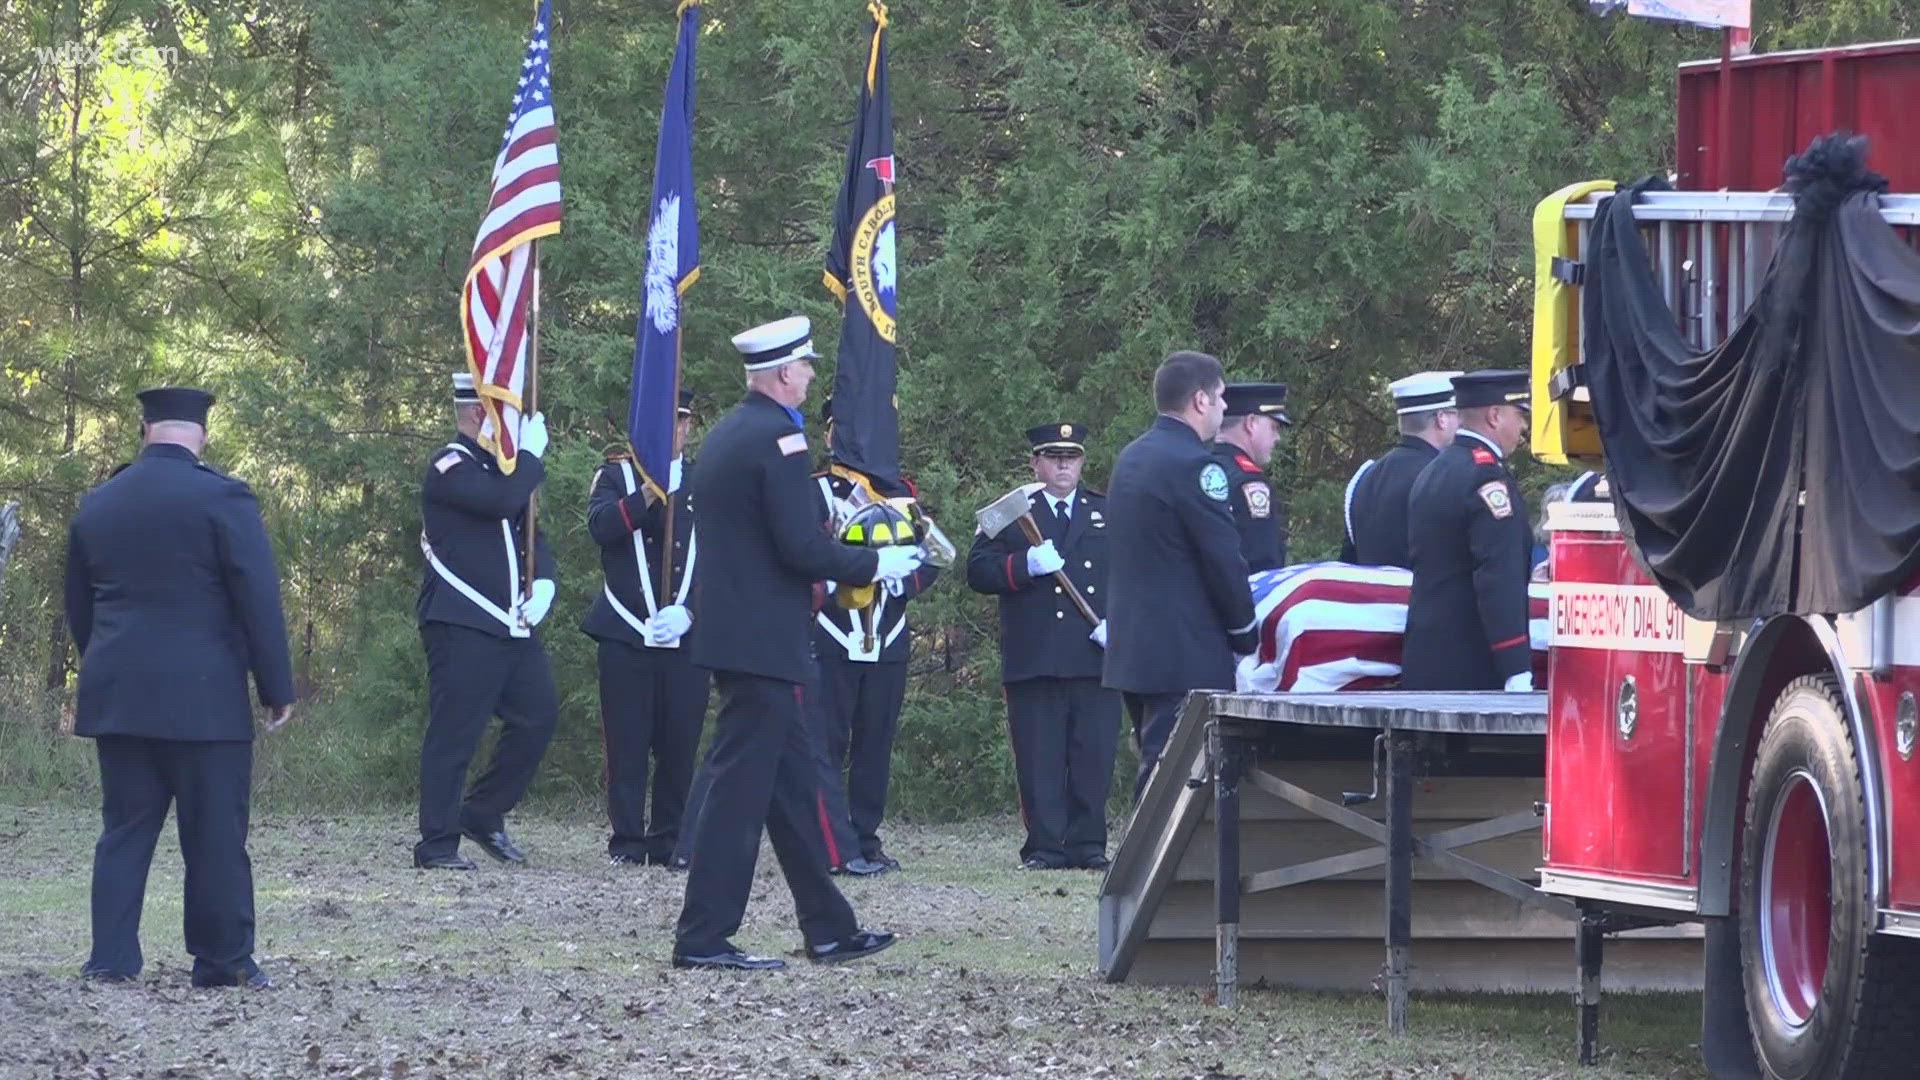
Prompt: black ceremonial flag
<box><xmin>822</xmin><ymin>1</ymin><xmax>902</xmax><ymax>496</ymax></box>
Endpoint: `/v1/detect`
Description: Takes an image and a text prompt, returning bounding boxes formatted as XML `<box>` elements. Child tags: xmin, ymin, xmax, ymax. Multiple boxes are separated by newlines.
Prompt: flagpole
<box><xmin>523</xmin><ymin>239</ymin><xmax>541</xmax><ymax>604</ymax></box>
<box><xmin>659</xmin><ymin>327</ymin><xmax>680</xmax><ymax>602</ymax></box>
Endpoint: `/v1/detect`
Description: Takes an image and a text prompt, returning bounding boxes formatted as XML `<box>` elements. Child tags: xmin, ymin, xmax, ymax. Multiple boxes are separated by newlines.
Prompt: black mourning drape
<box><xmin>1582</xmin><ymin>134</ymin><xmax>1920</xmax><ymax>620</ymax></box>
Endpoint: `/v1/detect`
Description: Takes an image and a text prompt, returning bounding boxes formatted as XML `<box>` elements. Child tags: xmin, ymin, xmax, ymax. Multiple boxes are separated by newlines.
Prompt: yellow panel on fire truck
<box><xmin>1528</xmin><ymin>179</ymin><xmax>1615</xmax><ymax>467</ymax></box>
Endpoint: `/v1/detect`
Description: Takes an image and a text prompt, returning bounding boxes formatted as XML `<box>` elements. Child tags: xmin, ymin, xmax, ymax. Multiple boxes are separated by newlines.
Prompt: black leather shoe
<box><xmin>869</xmin><ymin>853</ymin><xmax>902</xmax><ymax>871</ymax></box>
<box><xmin>608</xmin><ymin>853</ymin><xmax>645</xmax><ymax>866</ymax></box>
<box><xmin>832</xmin><ymin>856</ymin><xmax>892</xmax><ymax>877</ymax></box>
<box><xmin>671</xmin><ymin>949</ymin><xmax>786</xmax><ymax>972</ymax></box>
<box><xmin>414</xmin><ymin>851</ymin><xmax>477</xmax><ymax>871</ymax></box>
<box><xmin>807</xmin><ymin>929</ymin><xmax>896</xmax><ymax>965</ymax></box>
<box><xmin>1079</xmin><ymin>854</ymin><xmax>1112</xmax><ymax>871</ymax></box>
<box><xmin>192</xmin><ymin>969</ymin><xmax>272</xmax><ymax>989</ymax></box>
<box><xmin>80</xmin><ymin>967</ymin><xmax>134</xmax><ymax>983</ymax></box>
<box><xmin>462</xmin><ymin>827</ymin><xmax>526</xmax><ymax>864</ymax></box>
<box><xmin>1021</xmin><ymin>856</ymin><xmax>1067</xmax><ymax>871</ymax></box>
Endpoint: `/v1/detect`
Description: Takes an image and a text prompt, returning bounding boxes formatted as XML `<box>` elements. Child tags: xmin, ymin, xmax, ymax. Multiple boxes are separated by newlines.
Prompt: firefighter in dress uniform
<box><xmin>583</xmin><ymin>389</ymin><xmax>709</xmax><ymax>866</ymax></box>
<box><xmin>811</xmin><ymin>395</ymin><xmax>939</xmax><ymax>874</ymax></box>
<box><xmin>1339</xmin><ymin>371</ymin><xmax>1462</xmax><ymax>567</ymax></box>
<box><xmin>1402</xmin><ymin>369</ymin><xmax>1535</xmax><ymax>692</ymax></box>
<box><xmin>1210</xmin><ymin>383</ymin><xmax>1292</xmax><ymax>571</ymax></box>
<box><xmin>967</xmin><ymin>422</ymin><xmax>1120</xmax><ymax>870</ymax></box>
<box><xmin>671</xmin><ymin>315</ymin><xmax>920</xmax><ymax>971</ymax></box>
<box><xmin>1103</xmin><ymin>352</ymin><xmax>1259</xmax><ymax>799</ymax></box>
<box><xmin>66</xmin><ymin>387</ymin><xmax>294</xmax><ymax>988</ymax></box>
<box><xmin>413</xmin><ymin>373</ymin><xmax>559</xmax><ymax>870</ymax></box>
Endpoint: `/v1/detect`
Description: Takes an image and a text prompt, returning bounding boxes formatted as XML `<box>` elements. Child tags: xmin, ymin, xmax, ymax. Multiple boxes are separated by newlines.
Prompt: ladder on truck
<box><xmin>1533</xmin><ymin>188</ymin><xmax>1920</xmax><ymax>467</ymax></box>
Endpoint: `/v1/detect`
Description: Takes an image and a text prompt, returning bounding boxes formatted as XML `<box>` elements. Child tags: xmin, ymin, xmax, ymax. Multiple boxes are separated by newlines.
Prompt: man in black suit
<box><xmin>1340</xmin><ymin>370</ymin><xmax>1461</xmax><ymax>568</ymax></box>
<box><xmin>671</xmin><ymin>315</ymin><xmax>921</xmax><ymax>971</ymax></box>
<box><xmin>967</xmin><ymin>422</ymin><xmax>1119</xmax><ymax>870</ymax></box>
<box><xmin>1210</xmin><ymin>384</ymin><xmax>1292</xmax><ymax>571</ymax></box>
<box><xmin>64</xmin><ymin>386</ymin><xmax>294</xmax><ymax>988</ymax></box>
<box><xmin>1403</xmin><ymin>370</ymin><xmax>1534</xmax><ymax>692</ymax></box>
<box><xmin>1103</xmin><ymin>352</ymin><xmax>1258</xmax><ymax>799</ymax></box>
<box><xmin>414</xmin><ymin>373</ymin><xmax>558</xmax><ymax>870</ymax></box>
<box><xmin>583</xmin><ymin>390</ymin><xmax>708</xmax><ymax>867</ymax></box>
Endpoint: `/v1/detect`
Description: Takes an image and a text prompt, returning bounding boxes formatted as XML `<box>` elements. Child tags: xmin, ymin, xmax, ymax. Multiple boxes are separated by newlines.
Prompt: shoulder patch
<box><xmin>434</xmin><ymin>452</ymin><xmax>464</xmax><ymax>474</ymax></box>
<box><xmin>777</xmin><ymin>432</ymin><xmax>808</xmax><ymax>457</ymax></box>
<box><xmin>1233</xmin><ymin>453</ymin><xmax>1260</xmax><ymax>475</ymax></box>
<box><xmin>1200</xmin><ymin>462</ymin><xmax>1230</xmax><ymax>502</ymax></box>
<box><xmin>1471</xmin><ymin>448</ymin><xmax>1496</xmax><ymax>466</ymax></box>
<box><xmin>1477</xmin><ymin>481</ymin><xmax>1514</xmax><ymax>519</ymax></box>
<box><xmin>1243</xmin><ymin>481</ymin><xmax>1272</xmax><ymax>519</ymax></box>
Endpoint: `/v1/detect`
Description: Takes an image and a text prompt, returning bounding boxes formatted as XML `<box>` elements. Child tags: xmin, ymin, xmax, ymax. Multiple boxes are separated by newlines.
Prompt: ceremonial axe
<box><xmin>975</xmin><ymin>483</ymin><xmax>1100</xmax><ymax>627</ymax></box>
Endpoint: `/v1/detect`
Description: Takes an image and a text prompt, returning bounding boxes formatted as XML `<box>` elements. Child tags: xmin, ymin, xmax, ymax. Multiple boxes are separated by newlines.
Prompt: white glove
<box><xmin>523</xmin><ymin>578</ymin><xmax>555</xmax><ymax>626</ymax></box>
<box><xmin>650</xmin><ymin>604</ymin><xmax>691</xmax><ymax>645</ymax></box>
<box><xmin>520</xmin><ymin>412</ymin><xmax>549</xmax><ymax>458</ymax></box>
<box><xmin>1504</xmin><ymin>671</ymin><xmax>1534</xmax><ymax>692</ymax></box>
<box><xmin>873</xmin><ymin>545</ymin><xmax>925</xmax><ymax>584</ymax></box>
<box><xmin>1090</xmin><ymin>620</ymin><xmax>1108</xmax><ymax>648</ymax></box>
<box><xmin>1025</xmin><ymin>540</ymin><xmax>1065</xmax><ymax>577</ymax></box>
<box><xmin>884</xmin><ymin>576</ymin><xmax>905</xmax><ymax>597</ymax></box>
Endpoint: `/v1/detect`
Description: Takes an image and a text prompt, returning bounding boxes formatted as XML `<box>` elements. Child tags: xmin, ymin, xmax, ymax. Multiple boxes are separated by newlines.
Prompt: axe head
<box><xmin>975</xmin><ymin>483</ymin><xmax>1044</xmax><ymax>539</ymax></box>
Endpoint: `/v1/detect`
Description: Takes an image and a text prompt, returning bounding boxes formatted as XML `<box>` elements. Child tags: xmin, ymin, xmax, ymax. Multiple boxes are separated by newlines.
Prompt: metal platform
<box><xmin>1099</xmin><ymin>689</ymin><xmax>1685</xmax><ymax>1067</ymax></box>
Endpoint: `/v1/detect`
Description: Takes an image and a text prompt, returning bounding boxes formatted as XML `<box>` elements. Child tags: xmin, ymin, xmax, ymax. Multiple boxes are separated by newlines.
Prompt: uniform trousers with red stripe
<box><xmin>672</xmin><ymin>670</ymin><xmax>859</xmax><ymax>957</ymax></box>
<box><xmin>1005</xmin><ymin>677</ymin><xmax>1120</xmax><ymax>867</ymax></box>
<box><xmin>671</xmin><ymin>655</ymin><xmax>860</xmax><ymax>869</ymax></box>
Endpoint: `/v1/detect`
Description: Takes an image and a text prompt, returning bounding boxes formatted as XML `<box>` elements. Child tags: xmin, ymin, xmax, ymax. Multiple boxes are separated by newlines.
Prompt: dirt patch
<box><xmin>0</xmin><ymin>805</ymin><xmax>1704</xmax><ymax>1078</ymax></box>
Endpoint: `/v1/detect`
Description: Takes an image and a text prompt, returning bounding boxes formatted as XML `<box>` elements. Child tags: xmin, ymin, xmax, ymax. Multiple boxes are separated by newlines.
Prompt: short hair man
<box><xmin>1102</xmin><ymin>351</ymin><xmax>1258</xmax><ymax>799</ymax></box>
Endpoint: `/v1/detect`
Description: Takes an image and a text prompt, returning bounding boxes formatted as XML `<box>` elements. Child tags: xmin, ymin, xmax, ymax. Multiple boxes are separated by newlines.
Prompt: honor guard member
<box><xmin>672</xmin><ymin>315</ymin><xmax>920</xmax><ymax>971</ymax></box>
<box><xmin>1403</xmin><ymin>369</ymin><xmax>1534</xmax><ymax>692</ymax></box>
<box><xmin>812</xmin><ymin>395</ymin><xmax>940</xmax><ymax>874</ymax></box>
<box><xmin>65</xmin><ymin>387</ymin><xmax>294</xmax><ymax>987</ymax></box>
<box><xmin>1103</xmin><ymin>352</ymin><xmax>1259</xmax><ymax>800</ymax></box>
<box><xmin>1211</xmin><ymin>383</ymin><xmax>1292</xmax><ymax>571</ymax></box>
<box><xmin>966</xmin><ymin>422</ymin><xmax>1120</xmax><ymax>870</ymax></box>
<box><xmin>1339</xmin><ymin>370</ymin><xmax>1461</xmax><ymax>567</ymax></box>
<box><xmin>413</xmin><ymin>373</ymin><xmax>559</xmax><ymax>870</ymax></box>
<box><xmin>583</xmin><ymin>390</ymin><xmax>709</xmax><ymax>866</ymax></box>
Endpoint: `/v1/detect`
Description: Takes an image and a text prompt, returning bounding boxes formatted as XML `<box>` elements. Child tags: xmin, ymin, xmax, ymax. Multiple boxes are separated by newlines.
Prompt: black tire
<box><xmin>1739</xmin><ymin>674</ymin><xmax>1920</xmax><ymax>1079</ymax></box>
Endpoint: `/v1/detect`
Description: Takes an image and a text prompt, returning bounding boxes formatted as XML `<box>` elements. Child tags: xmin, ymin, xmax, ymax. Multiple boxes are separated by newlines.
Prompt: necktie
<box><xmin>1052</xmin><ymin>499</ymin><xmax>1070</xmax><ymax>536</ymax></box>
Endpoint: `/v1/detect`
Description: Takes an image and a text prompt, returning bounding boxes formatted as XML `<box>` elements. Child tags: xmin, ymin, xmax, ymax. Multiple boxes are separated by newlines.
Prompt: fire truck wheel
<box><xmin>1739</xmin><ymin>674</ymin><xmax>1920</xmax><ymax>1079</ymax></box>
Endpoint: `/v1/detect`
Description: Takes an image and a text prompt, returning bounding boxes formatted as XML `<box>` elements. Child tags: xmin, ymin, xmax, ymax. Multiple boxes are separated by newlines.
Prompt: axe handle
<box><xmin>1014</xmin><ymin>515</ymin><xmax>1101</xmax><ymax>627</ymax></box>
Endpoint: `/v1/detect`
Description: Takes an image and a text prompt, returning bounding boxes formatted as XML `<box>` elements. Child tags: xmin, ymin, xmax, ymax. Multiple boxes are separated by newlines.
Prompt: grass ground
<box><xmin>0</xmin><ymin>803</ymin><xmax>1708</xmax><ymax>1078</ymax></box>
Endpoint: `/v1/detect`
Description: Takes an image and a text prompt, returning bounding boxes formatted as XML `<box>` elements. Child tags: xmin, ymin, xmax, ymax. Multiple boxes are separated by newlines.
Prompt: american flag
<box><xmin>1236</xmin><ymin>563</ymin><xmax>1550</xmax><ymax>694</ymax></box>
<box><xmin>459</xmin><ymin>0</ymin><xmax>562</xmax><ymax>473</ymax></box>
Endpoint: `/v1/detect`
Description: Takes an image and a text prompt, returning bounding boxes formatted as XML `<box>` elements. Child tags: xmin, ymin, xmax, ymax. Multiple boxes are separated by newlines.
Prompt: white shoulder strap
<box><xmin>1342</xmin><ymin>459</ymin><xmax>1376</xmax><ymax>545</ymax></box>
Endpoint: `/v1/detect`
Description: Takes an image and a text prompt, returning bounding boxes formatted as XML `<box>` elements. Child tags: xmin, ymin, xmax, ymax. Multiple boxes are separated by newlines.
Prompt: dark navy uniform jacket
<box><xmin>812</xmin><ymin>470</ymin><xmax>939</xmax><ymax>664</ymax></box>
<box><xmin>416</xmin><ymin>434</ymin><xmax>556</xmax><ymax>639</ymax></box>
<box><xmin>1340</xmin><ymin>436</ymin><xmax>1440</xmax><ymax>568</ymax></box>
<box><xmin>966</xmin><ymin>487</ymin><xmax>1110</xmax><ymax>684</ymax></box>
<box><xmin>1402</xmin><ymin>431</ymin><xmax>1532</xmax><ymax>690</ymax></box>
<box><xmin>582</xmin><ymin>456</ymin><xmax>696</xmax><ymax>650</ymax></box>
<box><xmin>687</xmin><ymin>393</ymin><xmax>881</xmax><ymax>685</ymax></box>
<box><xmin>64</xmin><ymin>443</ymin><xmax>295</xmax><ymax>741</ymax></box>
<box><xmin>1209</xmin><ymin>442</ymin><xmax>1286</xmax><ymax>571</ymax></box>
<box><xmin>1102</xmin><ymin>416</ymin><xmax>1258</xmax><ymax>695</ymax></box>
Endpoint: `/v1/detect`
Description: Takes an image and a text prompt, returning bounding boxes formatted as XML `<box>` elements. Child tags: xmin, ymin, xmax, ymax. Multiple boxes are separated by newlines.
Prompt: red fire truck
<box><xmin>1532</xmin><ymin>38</ymin><xmax>1920</xmax><ymax>1080</ymax></box>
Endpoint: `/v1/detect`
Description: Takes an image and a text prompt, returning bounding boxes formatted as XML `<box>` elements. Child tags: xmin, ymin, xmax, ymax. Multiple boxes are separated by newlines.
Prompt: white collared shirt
<box><xmin>1459</xmin><ymin>428</ymin><xmax>1504</xmax><ymax>460</ymax></box>
<box><xmin>1045</xmin><ymin>489</ymin><xmax>1077</xmax><ymax>521</ymax></box>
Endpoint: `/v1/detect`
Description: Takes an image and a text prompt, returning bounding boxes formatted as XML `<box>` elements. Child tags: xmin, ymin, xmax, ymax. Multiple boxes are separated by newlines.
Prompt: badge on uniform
<box><xmin>435</xmin><ymin>453</ymin><xmax>463</xmax><ymax>474</ymax></box>
<box><xmin>1200</xmin><ymin>463</ymin><xmax>1230</xmax><ymax>502</ymax></box>
<box><xmin>1477</xmin><ymin>481</ymin><xmax>1513</xmax><ymax>519</ymax></box>
<box><xmin>1244</xmin><ymin>481</ymin><xmax>1272</xmax><ymax>519</ymax></box>
<box><xmin>777</xmin><ymin>433</ymin><xmax>807</xmax><ymax>457</ymax></box>
<box><xmin>1091</xmin><ymin>509</ymin><xmax>1105</xmax><ymax>528</ymax></box>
